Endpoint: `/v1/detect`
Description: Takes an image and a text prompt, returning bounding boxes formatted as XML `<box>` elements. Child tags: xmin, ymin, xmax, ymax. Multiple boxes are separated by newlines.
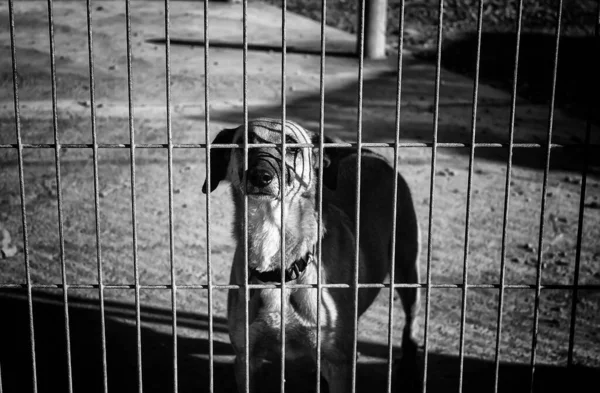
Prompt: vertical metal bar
<box><xmin>242</xmin><ymin>1</ymin><xmax>250</xmax><ymax>391</ymax></box>
<box><xmin>493</xmin><ymin>1</ymin><xmax>524</xmax><ymax>391</ymax></box>
<box><xmin>124</xmin><ymin>0</ymin><xmax>143</xmax><ymax>391</ymax></box>
<box><xmin>529</xmin><ymin>1</ymin><xmax>564</xmax><ymax>390</ymax></box>
<box><xmin>0</xmin><ymin>361</ymin><xmax>3</xmax><ymax>393</ymax></box>
<box><xmin>46</xmin><ymin>1</ymin><xmax>74</xmax><ymax>391</ymax></box>
<box><xmin>315</xmin><ymin>0</ymin><xmax>327</xmax><ymax>391</ymax></box>
<box><xmin>203</xmin><ymin>0</ymin><xmax>215</xmax><ymax>391</ymax></box>
<box><xmin>351</xmin><ymin>1</ymin><xmax>366</xmax><ymax>392</ymax></box>
<box><xmin>566</xmin><ymin>0</ymin><xmax>600</xmax><ymax>369</ymax></box>
<box><xmin>457</xmin><ymin>1</ymin><xmax>484</xmax><ymax>392</ymax></box>
<box><xmin>280</xmin><ymin>1</ymin><xmax>288</xmax><ymax>392</ymax></box>
<box><xmin>163</xmin><ymin>0</ymin><xmax>178</xmax><ymax>391</ymax></box>
<box><xmin>386</xmin><ymin>1</ymin><xmax>406</xmax><ymax>392</ymax></box>
<box><xmin>85</xmin><ymin>1</ymin><xmax>109</xmax><ymax>392</ymax></box>
<box><xmin>421</xmin><ymin>1</ymin><xmax>445</xmax><ymax>391</ymax></box>
<box><xmin>8</xmin><ymin>0</ymin><xmax>38</xmax><ymax>391</ymax></box>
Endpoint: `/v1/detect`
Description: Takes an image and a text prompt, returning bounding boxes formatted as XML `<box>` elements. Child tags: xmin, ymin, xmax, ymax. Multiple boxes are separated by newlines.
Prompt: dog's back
<box><xmin>325</xmin><ymin>150</ymin><xmax>420</xmax><ymax>315</ymax></box>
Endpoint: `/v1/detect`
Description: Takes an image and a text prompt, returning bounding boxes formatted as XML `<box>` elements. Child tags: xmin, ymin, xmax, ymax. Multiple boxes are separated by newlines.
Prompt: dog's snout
<box><xmin>248</xmin><ymin>168</ymin><xmax>274</xmax><ymax>188</ymax></box>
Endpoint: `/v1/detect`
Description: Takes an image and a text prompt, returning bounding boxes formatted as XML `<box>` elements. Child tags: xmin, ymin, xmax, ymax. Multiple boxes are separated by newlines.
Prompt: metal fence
<box><xmin>2</xmin><ymin>0</ymin><xmax>599</xmax><ymax>393</ymax></box>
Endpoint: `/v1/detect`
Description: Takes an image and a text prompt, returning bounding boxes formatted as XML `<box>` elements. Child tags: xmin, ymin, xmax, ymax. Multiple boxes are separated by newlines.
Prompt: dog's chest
<box><xmin>247</xmin><ymin>202</ymin><xmax>282</xmax><ymax>270</ymax></box>
<box><xmin>250</xmin><ymin>289</ymin><xmax>319</xmax><ymax>361</ymax></box>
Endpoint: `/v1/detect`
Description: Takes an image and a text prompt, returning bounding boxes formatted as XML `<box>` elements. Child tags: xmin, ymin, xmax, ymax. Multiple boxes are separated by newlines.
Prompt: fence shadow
<box><xmin>1</xmin><ymin>290</ymin><xmax>597</xmax><ymax>393</ymax></box>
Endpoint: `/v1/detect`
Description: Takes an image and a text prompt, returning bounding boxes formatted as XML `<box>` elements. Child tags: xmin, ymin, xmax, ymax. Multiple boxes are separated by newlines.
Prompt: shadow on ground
<box><xmin>0</xmin><ymin>290</ymin><xmax>596</xmax><ymax>393</ymax></box>
<box><xmin>417</xmin><ymin>32</ymin><xmax>600</xmax><ymax>126</ymax></box>
<box><xmin>205</xmin><ymin>58</ymin><xmax>599</xmax><ymax>176</ymax></box>
<box><xmin>146</xmin><ymin>38</ymin><xmax>357</xmax><ymax>58</ymax></box>
<box><xmin>139</xmin><ymin>30</ymin><xmax>600</xmax><ymax>175</ymax></box>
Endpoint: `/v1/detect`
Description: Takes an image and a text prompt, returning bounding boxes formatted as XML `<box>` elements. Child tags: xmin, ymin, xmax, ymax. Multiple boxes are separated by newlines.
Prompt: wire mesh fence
<box><xmin>1</xmin><ymin>0</ymin><xmax>599</xmax><ymax>393</ymax></box>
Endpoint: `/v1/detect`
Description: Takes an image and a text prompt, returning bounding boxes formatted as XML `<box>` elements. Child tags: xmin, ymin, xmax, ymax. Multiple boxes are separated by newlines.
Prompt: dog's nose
<box><xmin>248</xmin><ymin>168</ymin><xmax>273</xmax><ymax>188</ymax></box>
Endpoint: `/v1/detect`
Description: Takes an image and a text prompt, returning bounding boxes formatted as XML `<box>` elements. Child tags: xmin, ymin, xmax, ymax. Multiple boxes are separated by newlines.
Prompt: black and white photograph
<box><xmin>0</xmin><ymin>0</ymin><xmax>599</xmax><ymax>392</ymax></box>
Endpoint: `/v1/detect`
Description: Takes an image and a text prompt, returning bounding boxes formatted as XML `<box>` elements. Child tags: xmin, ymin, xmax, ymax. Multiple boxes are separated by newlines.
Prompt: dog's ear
<box><xmin>202</xmin><ymin>127</ymin><xmax>237</xmax><ymax>194</ymax></box>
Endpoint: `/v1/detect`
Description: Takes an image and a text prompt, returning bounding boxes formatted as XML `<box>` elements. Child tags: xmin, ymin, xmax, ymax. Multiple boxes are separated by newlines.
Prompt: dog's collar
<box><xmin>250</xmin><ymin>252</ymin><xmax>314</xmax><ymax>283</ymax></box>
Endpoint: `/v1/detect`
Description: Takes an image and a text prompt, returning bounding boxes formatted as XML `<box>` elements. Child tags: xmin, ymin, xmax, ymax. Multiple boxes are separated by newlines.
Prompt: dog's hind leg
<box><xmin>393</xmin><ymin>180</ymin><xmax>422</xmax><ymax>392</ymax></box>
<box><xmin>394</xmin><ymin>231</ymin><xmax>420</xmax><ymax>354</ymax></box>
<box><xmin>393</xmin><ymin>178</ymin><xmax>421</xmax><ymax>348</ymax></box>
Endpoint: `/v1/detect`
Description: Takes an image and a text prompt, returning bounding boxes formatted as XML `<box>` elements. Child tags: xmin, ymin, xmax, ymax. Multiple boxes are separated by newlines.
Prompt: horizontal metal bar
<box><xmin>0</xmin><ymin>142</ymin><xmax>598</xmax><ymax>149</ymax></box>
<box><xmin>2</xmin><ymin>283</ymin><xmax>599</xmax><ymax>290</ymax></box>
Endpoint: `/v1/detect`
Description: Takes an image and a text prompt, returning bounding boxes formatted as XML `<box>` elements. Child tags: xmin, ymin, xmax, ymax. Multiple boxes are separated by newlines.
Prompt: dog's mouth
<box><xmin>245</xmin><ymin>188</ymin><xmax>279</xmax><ymax>199</ymax></box>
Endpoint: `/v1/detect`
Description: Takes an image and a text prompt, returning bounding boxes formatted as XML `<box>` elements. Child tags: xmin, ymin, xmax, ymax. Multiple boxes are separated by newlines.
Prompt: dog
<box><xmin>202</xmin><ymin>118</ymin><xmax>421</xmax><ymax>392</ymax></box>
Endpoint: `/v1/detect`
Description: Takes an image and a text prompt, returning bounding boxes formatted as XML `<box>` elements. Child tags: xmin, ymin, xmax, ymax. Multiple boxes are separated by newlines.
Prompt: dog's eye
<box><xmin>284</xmin><ymin>135</ymin><xmax>301</xmax><ymax>155</ymax></box>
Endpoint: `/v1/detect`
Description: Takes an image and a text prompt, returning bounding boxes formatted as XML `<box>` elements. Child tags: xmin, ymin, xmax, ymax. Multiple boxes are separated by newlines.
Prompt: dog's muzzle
<box><xmin>245</xmin><ymin>161</ymin><xmax>280</xmax><ymax>197</ymax></box>
<box><xmin>247</xmin><ymin>168</ymin><xmax>273</xmax><ymax>188</ymax></box>
<box><xmin>250</xmin><ymin>252</ymin><xmax>314</xmax><ymax>283</ymax></box>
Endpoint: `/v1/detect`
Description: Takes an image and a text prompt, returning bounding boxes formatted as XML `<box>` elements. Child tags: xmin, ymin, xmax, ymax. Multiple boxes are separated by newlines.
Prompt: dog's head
<box><xmin>202</xmin><ymin>118</ymin><xmax>333</xmax><ymax>200</ymax></box>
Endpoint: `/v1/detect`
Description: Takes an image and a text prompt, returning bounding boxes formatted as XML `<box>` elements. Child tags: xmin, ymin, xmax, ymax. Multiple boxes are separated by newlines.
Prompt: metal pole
<box><xmin>124</xmin><ymin>0</ymin><xmax>143</xmax><ymax>390</ymax></box>
<box><xmin>386</xmin><ymin>0</ymin><xmax>406</xmax><ymax>391</ymax></box>
<box><xmin>85</xmin><ymin>1</ymin><xmax>109</xmax><ymax>391</ymax></box>
<box><xmin>352</xmin><ymin>0</ymin><xmax>366</xmax><ymax>390</ymax></box>
<box><xmin>163</xmin><ymin>1</ymin><xmax>178</xmax><ymax>391</ymax></box>
<box><xmin>494</xmin><ymin>1</ymin><xmax>524</xmax><ymax>390</ymax></box>
<box><xmin>8</xmin><ymin>0</ymin><xmax>38</xmax><ymax>391</ymax></box>
<box><xmin>46</xmin><ymin>0</ymin><xmax>74</xmax><ymax>391</ymax></box>
<box><xmin>242</xmin><ymin>0</ymin><xmax>250</xmax><ymax>390</ymax></box>
<box><xmin>315</xmin><ymin>1</ymin><xmax>327</xmax><ymax>391</ymax></box>
<box><xmin>529</xmin><ymin>1</ymin><xmax>564</xmax><ymax>390</ymax></box>
<box><xmin>566</xmin><ymin>0</ymin><xmax>600</xmax><ymax>368</ymax></box>
<box><xmin>361</xmin><ymin>0</ymin><xmax>387</xmax><ymax>59</ymax></box>
<box><xmin>203</xmin><ymin>0</ymin><xmax>215</xmax><ymax>391</ymax></box>
<box><xmin>422</xmin><ymin>0</ymin><xmax>445</xmax><ymax>390</ymax></box>
<box><xmin>280</xmin><ymin>2</ymin><xmax>288</xmax><ymax>392</ymax></box>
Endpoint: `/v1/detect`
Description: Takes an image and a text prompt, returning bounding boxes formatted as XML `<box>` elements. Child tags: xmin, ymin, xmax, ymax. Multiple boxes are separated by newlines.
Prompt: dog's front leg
<box><xmin>229</xmin><ymin>284</ymin><xmax>261</xmax><ymax>392</ymax></box>
<box><xmin>233</xmin><ymin>353</ymin><xmax>263</xmax><ymax>393</ymax></box>
<box><xmin>321</xmin><ymin>356</ymin><xmax>352</xmax><ymax>393</ymax></box>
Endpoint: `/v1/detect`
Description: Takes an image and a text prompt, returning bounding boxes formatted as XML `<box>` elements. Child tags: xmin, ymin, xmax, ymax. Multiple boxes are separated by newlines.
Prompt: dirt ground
<box><xmin>0</xmin><ymin>1</ymin><xmax>599</xmax><ymax>393</ymax></box>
